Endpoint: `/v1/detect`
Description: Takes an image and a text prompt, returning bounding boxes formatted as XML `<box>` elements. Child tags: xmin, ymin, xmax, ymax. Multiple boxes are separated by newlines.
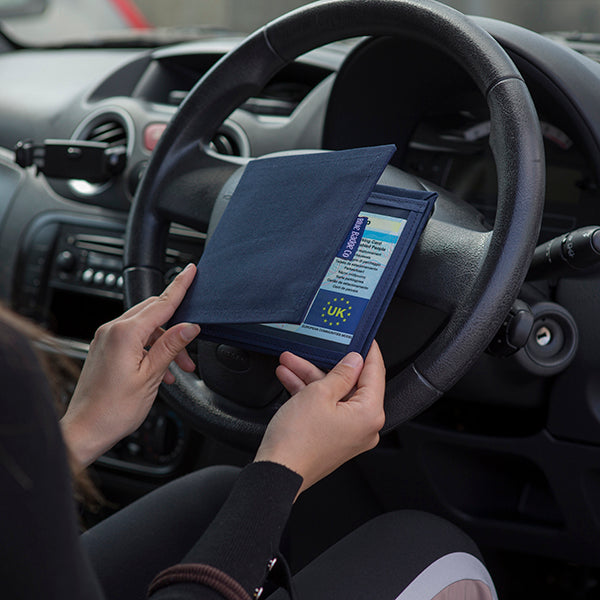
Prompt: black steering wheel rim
<box><xmin>124</xmin><ymin>0</ymin><xmax>545</xmax><ymax>448</ymax></box>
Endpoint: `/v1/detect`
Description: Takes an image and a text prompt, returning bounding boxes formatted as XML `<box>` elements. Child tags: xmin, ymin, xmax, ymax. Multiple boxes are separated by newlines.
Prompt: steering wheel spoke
<box><xmin>153</xmin><ymin>147</ymin><xmax>247</xmax><ymax>232</ymax></box>
<box><xmin>378</xmin><ymin>165</ymin><xmax>492</xmax><ymax>313</ymax></box>
<box><xmin>398</xmin><ymin>203</ymin><xmax>492</xmax><ymax>313</ymax></box>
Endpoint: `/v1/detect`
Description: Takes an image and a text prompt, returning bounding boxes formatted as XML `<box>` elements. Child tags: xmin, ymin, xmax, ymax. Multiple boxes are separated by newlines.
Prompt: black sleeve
<box><xmin>0</xmin><ymin>322</ymin><xmax>105</xmax><ymax>600</ymax></box>
<box><xmin>149</xmin><ymin>461</ymin><xmax>303</xmax><ymax>600</ymax></box>
<box><xmin>0</xmin><ymin>319</ymin><xmax>302</xmax><ymax>600</ymax></box>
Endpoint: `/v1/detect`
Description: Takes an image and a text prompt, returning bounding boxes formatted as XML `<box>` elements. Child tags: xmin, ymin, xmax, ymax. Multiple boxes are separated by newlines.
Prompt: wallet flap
<box><xmin>173</xmin><ymin>144</ymin><xmax>396</xmax><ymax>325</ymax></box>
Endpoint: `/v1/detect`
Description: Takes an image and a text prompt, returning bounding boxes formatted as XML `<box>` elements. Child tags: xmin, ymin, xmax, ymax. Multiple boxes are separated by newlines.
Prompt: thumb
<box><xmin>146</xmin><ymin>323</ymin><xmax>200</xmax><ymax>375</ymax></box>
<box><xmin>319</xmin><ymin>352</ymin><xmax>364</xmax><ymax>401</ymax></box>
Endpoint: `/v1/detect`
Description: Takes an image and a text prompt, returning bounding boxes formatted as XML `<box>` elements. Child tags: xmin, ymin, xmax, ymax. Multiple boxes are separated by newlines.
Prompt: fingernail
<box><xmin>183</xmin><ymin>262</ymin><xmax>195</xmax><ymax>273</ymax></box>
<box><xmin>180</xmin><ymin>323</ymin><xmax>200</xmax><ymax>342</ymax></box>
<box><xmin>341</xmin><ymin>352</ymin><xmax>362</xmax><ymax>369</ymax></box>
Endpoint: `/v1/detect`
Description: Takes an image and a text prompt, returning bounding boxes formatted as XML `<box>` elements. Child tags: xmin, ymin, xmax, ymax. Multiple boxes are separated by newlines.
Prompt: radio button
<box><xmin>81</xmin><ymin>268</ymin><xmax>94</xmax><ymax>283</ymax></box>
<box><xmin>105</xmin><ymin>273</ymin><xmax>117</xmax><ymax>287</ymax></box>
<box><xmin>93</xmin><ymin>271</ymin><xmax>105</xmax><ymax>285</ymax></box>
<box><xmin>117</xmin><ymin>275</ymin><xmax>124</xmax><ymax>289</ymax></box>
<box><xmin>56</xmin><ymin>250</ymin><xmax>76</xmax><ymax>272</ymax></box>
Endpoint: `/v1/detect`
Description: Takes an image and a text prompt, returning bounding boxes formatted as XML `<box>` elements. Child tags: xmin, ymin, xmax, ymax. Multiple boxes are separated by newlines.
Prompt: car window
<box><xmin>3</xmin><ymin>0</ymin><xmax>600</xmax><ymax>47</ymax></box>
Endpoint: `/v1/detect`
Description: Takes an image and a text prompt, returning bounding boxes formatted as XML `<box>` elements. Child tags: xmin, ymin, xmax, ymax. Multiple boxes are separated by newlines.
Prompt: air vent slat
<box><xmin>86</xmin><ymin>120</ymin><xmax>127</xmax><ymax>149</ymax></box>
<box><xmin>90</xmin><ymin>131</ymin><xmax>127</xmax><ymax>145</ymax></box>
<box><xmin>90</xmin><ymin>122</ymin><xmax>119</xmax><ymax>136</ymax></box>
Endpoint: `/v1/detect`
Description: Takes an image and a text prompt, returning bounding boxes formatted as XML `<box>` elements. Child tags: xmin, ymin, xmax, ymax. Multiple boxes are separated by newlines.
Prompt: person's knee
<box><xmin>289</xmin><ymin>510</ymin><xmax>495</xmax><ymax>600</ymax></box>
<box><xmin>360</xmin><ymin>510</ymin><xmax>482</xmax><ymax>561</ymax></box>
<box><xmin>353</xmin><ymin>511</ymin><xmax>496</xmax><ymax>600</ymax></box>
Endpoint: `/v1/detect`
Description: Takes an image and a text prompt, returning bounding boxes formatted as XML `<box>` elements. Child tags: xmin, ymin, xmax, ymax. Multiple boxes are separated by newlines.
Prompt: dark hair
<box><xmin>0</xmin><ymin>303</ymin><xmax>103</xmax><ymax>512</ymax></box>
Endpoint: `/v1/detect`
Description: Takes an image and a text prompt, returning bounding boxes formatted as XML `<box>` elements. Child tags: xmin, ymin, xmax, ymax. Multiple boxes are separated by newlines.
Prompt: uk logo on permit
<box><xmin>305</xmin><ymin>290</ymin><xmax>369</xmax><ymax>335</ymax></box>
<box><xmin>337</xmin><ymin>216</ymin><xmax>367</xmax><ymax>261</ymax></box>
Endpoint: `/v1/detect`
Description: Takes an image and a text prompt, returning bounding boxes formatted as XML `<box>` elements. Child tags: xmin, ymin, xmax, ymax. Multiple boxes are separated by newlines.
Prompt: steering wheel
<box><xmin>124</xmin><ymin>0</ymin><xmax>545</xmax><ymax>449</ymax></box>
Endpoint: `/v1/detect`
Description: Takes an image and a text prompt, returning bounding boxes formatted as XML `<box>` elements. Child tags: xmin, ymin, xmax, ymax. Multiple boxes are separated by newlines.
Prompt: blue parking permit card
<box><xmin>199</xmin><ymin>185</ymin><xmax>436</xmax><ymax>368</ymax></box>
<box><xmin>264</xmin><ymin>211</ymin><xmax>403</xmax><ymax>343</ymax></box>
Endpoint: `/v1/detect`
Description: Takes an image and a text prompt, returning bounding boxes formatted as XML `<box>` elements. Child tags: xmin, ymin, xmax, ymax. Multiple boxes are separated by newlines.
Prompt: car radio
<box><xmin>15</xmin><ymin>213</ymin><xmax>203</xmax><ymax>343</ymax></box>
<box><xmin>52</xmin><ymin>230</ymin><xmax>125</xmax><ymax>298</ymax></box>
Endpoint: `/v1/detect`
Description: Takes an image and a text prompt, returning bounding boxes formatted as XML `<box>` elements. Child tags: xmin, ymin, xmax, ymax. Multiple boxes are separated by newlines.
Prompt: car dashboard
<box><xmin>2</xmin><ymin>15</ymin><xmax>600</xmax><ymax>594</ymax></box>
<box><xmin>0</xmin><ymin>35</ymin><xmax>349</xmax><ymax>481</ymax></box>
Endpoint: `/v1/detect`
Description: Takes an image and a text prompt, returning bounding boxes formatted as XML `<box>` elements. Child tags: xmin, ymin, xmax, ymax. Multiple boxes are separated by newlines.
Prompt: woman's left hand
<box><xmin>255</xmin><ymin>342</ymin><xmax>386</xmax><ymax>495</ymax></box>
<box><xmin>60</xmin><ymin>264</ymin><xmax>200</xmax><ymax>471</ymax></box>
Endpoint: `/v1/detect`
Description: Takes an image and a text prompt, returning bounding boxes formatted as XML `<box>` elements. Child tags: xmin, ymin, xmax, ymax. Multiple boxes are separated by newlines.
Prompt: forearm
<box><xmin>149</xmin><ymin>461</ymin><xmax>302</xmax><ymax>600</ymax></box>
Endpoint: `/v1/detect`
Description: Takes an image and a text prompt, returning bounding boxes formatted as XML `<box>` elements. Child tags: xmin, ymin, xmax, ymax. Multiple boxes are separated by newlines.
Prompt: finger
<box><xmin>275</xmin><ymin>364</ymin><xmax>306</xmax><ymax>396</ymax></box>
<box><xmin>118</xmin><ymin>295</ymin><xmax>156</xmax><ymax>320</ymax></box>
<box><xmin>145</xmin><ymin>322</ymin><xmax>201</xmax><ymax>376</ymax></box>
<box><xmin>146</xmin><ymin>327</ymin><xmax>196</xmax><ymax>373</ymax></box>
<box><xmin>103</xmin><ymin>263</ymin><xmax>196</xmax><ymax>335</ymax></box>
<box><xmin>317</xmin><ymin>352</ymin><xmax>364</xmax><ymax>403</ymax></box>
<box><xmin>348</xmin><ymin>343</ymin><xmax>386</xmax><ymax>438</ymax></box>
<box><xmin>173</xmin><ymin>349</ymin><xmax>196</xmax><ymax>373</ymax></box>
<box><xmin>162</xmin><ymin>369</ymin><xmax>175</xmax><ymax>385</ymax></box>
<box><xmin>135</xmin><ymin>263</ymin><xmax>197</xmax><ymax>335</ymax></box>
<box><xmin>279</xmin><ymin>351</ymin><xmax>326</xmax><ymax>386</ymax></box>
<box><xmin>145</xmin><ymin>327</ymin><xmax>164</xmax><ymax>348</ymax></box>
<box><xmin>356</xmin><ymin>341</ymin><xmax>386</xmax><ymax>402</ymax></box>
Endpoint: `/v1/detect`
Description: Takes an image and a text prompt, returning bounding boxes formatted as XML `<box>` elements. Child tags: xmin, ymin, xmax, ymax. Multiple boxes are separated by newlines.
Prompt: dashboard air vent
<box><xmin>85</xmin><ymin>119</ymin><xmax>128</xmax><ymax>148</ymax></box>
<box><xmin>210</xmin><ymin>131</ymin><xmax>241</xmax><ymax>156</ymax></box>
<box><xmin>69</xmin><ymin>112</ymin><xmax>131</xmax><ymax>196</ymax></box>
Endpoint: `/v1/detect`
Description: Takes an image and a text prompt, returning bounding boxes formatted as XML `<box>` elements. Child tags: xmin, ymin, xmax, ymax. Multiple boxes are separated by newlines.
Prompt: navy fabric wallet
<box><xmin>172</xmin><ymin>145</ymin><xmax>436</xmax><ymax>368</ymax></box>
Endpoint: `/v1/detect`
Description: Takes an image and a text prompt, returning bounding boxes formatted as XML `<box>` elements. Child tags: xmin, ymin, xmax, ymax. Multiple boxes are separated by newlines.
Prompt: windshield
<box><xmin>2</xmin><ymin>0</ymin><xmax>600</xmax><ymax>47</ymax></box>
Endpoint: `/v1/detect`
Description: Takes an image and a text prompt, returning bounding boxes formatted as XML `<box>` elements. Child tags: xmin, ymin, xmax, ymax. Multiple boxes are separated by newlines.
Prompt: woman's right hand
<box><xmin>60</xmin><ymin>264</ymin><xmax>200</xmax><ymax>471</ymax></box>
<box><xmin>254</xmin><ymin>342</ymin><xmax>386</xmax><ymax>495</ymax></box>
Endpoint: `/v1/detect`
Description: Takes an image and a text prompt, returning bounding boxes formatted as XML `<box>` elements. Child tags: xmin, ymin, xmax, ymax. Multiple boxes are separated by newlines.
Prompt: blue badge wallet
<box><xmin>172</xmin><ymin>145</ymin><xmax>436</xmax><ymax>368</ymax></box>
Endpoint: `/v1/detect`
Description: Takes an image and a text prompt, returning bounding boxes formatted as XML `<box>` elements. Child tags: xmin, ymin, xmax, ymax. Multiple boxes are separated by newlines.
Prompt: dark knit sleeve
<box><xmin>0</xmin><ymin>322</ymin><xmax>105</xmax><ymax>600</ymax></box>
<box><xmin>149</xmin><ymin>460</ymin><xmax>302</xmax><ymax>600</ymax></box>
